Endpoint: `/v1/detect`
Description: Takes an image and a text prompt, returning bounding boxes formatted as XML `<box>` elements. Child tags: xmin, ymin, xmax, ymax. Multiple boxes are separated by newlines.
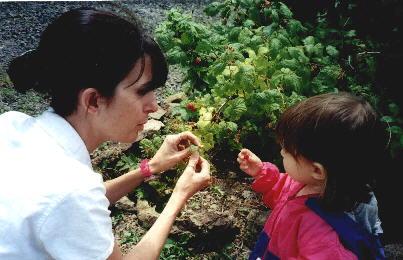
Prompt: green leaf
<box><xmin>389</xmin><ymin>126</ymin><xmax>402</xmax><ymax>134</ymax></box>
<box><xmin>303</xmin><ymin>36</ymin><xmax>315</xmax><ymax>46</ymax></box>
<box><xmin>254</xmin><ymin>55</ymin><xmax>270</xmax><ymax>74</ymax></box>
<box><xmin>288</xmin><ymin>47</ymin><xmax>309</xmax><ymax>64</ymax></box>
<box><xmin>313</xmin><ymin>43</ymin><xmax>324</xmax><ymax>57</ymax></box>
<box><xmin>204</xmin><ymin>2</ymin><xmax>223</xmax><ymax>16</ymax></box>
<box><xmin>326</xmin><ymin>45</ymin><xmax>339</xmax><ymax>57</ymax></box>
<box><xmin>234</xmin><ymin>64</ymin><xmax>255</xmax><ymax>90</ymax></box>
<box><xmin>287</xmin><ymin>20</ymin><xmax>306</xmax><ymax>35</ymax></box>
<box><xmin>388</xmin><ymin>103</ymin><xmax>400</xmax><ymax>116</ymax></box>
<box><xmin>382</xmin><ymin>116</ymin><xmax>395</xmax><ymax>123</ymax></box>
<box><xmin>224</xmin><ymin>98</ymin><xmax>247</xmax><ymax>121</ymax></box>
<box><xmin>166</xmin><ymin>46</ymin><xmax>187</xmax><ymax>64</ymax></box>
<box><xmin>229</xmin><ymin>27</ymin><xmax>242</xmax><ymax>41</ymax></box>
<box><xmin>180</xmin><ymin>32</ymin><xmax>193</xmax><ymax>45</ymax></box>
<box><xmin>195</xmin><ymin>39</ymin><xmax>213</xmax><ymax>53</ymax></box>
<box><xmin>345</xmin><ymin>30</ymin><xmax>356</xmax><ymax>38</ymax></box>
<box><xmin>279</xmin><ymin>3</ymin><xmax>293</xmax><ymax>19</ymax></box>
<box><xmin>270</xmin><ymin>9</ymin><xmax>279</xmax><ymax>23</ymax></box>
<box><xmin>243</xmin><ymin>19</ymin><xmax>255</xmax><ymax>28</ymax></box>
<box><xmin>240</xmin><ymin>0</ymin><xmax>254</xmax><ymax>8</ymax></box>
<box><xmin>238</xmin><ymin>28</ymin><xmax>253</xmax><ymax>44</ymax></box>
<box><xmin>270</xmin><ymin>38</ymin><xmax>282</xmax><ymax>56</ymax></box>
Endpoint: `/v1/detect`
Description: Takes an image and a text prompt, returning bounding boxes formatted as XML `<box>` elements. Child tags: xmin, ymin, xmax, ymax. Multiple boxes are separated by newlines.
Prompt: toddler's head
<box><xmin>276</xmin><ymin>92</ymin><xmax>386</xmax><ymax>211</ymax></box>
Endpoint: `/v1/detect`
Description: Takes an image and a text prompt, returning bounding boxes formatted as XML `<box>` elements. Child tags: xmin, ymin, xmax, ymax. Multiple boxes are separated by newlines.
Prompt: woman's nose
<box><xmin>145</xmin><ymin>92</ymin><xmax>158</xmax><ymax>113</ymax></box>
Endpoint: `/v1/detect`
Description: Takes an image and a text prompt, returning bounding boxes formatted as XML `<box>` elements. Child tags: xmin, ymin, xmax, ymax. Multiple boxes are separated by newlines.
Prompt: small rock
<box><xmin>164</xmin><ymin>92</ymin><xmax>186</xmax><ymax>104</ymax></box>
<box><xmin>148</xmin><ymin>104</ymin><xmax>166</xmax><ymax>120</ymax></box>
<box><xmin>135</xmin><ymin>119</ymin><xmax>164</xmax><ymax>141</ymax></box>
<box><xmin>136</xmin><ymin>199</ymin><xmax>160</xmax><ymax>229</ymax></box>
<box><xmin>242</xmin><ymin>190</ymin><xmax>255</xmax><ymax>200</ymax></box>
<box><xmin>114</xmin><ymin>196</ymin><xmax>136</xmax><ymax>212</ymax></box>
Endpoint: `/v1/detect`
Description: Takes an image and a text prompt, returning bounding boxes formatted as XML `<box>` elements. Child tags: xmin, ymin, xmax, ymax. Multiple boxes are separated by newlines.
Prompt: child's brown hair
<box><xmin>276</xmin><ymin>92</ymin><xmax>387</xmax><ymax>211</ymax></box>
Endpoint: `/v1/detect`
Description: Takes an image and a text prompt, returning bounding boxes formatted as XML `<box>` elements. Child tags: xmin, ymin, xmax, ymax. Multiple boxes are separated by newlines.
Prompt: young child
<box><xmin>238</xmin><ymin>92</ymin><xmax>386</xmax><ymax>259</ymax></box>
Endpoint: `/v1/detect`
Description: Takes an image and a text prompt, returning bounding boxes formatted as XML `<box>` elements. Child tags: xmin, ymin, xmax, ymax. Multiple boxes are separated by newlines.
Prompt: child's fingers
<box><xmin>240</xmin><ymin>148</ymin><xmax>250</xmax><ymax>156</ymax></box>
<box><xmin>237</xmin><ymin>156</ymin><xmax>246</xmax><ymax>164</ymax></box>
<box><xmin>240</xmin><ymin>164</ymin><xmax>249</xmax><ymax>172</ymax></box>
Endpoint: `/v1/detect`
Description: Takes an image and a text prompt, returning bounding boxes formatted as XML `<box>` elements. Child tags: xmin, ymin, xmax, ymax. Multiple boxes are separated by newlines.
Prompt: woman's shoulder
<box><xmin>0</xmin><ymin>110</ymin><xmax>31</xmax><ymax>124</ymax></box>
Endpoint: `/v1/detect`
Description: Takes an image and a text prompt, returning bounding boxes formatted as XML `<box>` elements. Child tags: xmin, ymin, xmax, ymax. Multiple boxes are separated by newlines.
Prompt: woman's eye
<box><xmin>137</xmin><ymin>89</ymin><xmax>147</xmax><ymax>96</ymax></box>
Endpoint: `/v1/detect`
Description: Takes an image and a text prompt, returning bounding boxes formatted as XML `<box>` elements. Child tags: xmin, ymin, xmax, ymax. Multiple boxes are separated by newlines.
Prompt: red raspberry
<box><xmin>194</xmin><ymin>57</ymin><xmax>202</xmax><ymax>65</ymax></box>
<box><xmin>186</xmin><ymin>103</ymin><xmax>197</xmax><ymax>112</ymax></box>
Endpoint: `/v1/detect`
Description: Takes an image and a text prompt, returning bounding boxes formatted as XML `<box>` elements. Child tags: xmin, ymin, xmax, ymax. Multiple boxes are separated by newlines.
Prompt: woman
<box><xmin>0</xmin><ymin>8</ymin><xmax>210</xmax><ymax>260</ymax></box>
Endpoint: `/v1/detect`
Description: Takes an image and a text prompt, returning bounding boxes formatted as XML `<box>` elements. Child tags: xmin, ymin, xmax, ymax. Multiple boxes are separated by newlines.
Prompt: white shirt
<box><xmin>0</xmin><ymin>109</ymin><xmax>114</xmax><ymax>260</ymax></box>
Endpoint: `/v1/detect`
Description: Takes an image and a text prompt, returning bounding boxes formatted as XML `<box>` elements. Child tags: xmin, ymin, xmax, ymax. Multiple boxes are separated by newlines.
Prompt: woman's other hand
<box><xmin>237</xmin><ymin>148</ymin><xmax>263</xmax><ymax>177</ymax></box>
<box><xmin>149</xmin><ymin>131</ymin><xmax>201</xmax><ymax>174</ymax></box>
<box><xmin>173</xmin><ymin>153</ymin><xmax>211</xmax><ymax>200</ymax></box>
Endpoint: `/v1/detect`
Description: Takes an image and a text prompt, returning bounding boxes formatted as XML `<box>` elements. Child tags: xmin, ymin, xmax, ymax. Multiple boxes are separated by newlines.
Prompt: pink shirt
<box><xmin>250</xmin><ymin>162</ymin><xmax>357</xmax><ymax>259</ymax></box>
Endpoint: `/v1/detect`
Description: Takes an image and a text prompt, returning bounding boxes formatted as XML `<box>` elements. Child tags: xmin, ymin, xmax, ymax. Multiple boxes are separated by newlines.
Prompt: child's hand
<box><xmin>237</xmin><ymin>149</ymin><xmax>263</xmax><ymax>177</ymax></box>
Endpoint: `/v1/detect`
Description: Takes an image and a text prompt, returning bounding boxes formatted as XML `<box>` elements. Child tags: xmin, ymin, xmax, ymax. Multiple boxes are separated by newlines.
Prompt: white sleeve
<box><xmin>38</xmin><ymin>185</ymin><xmax>114</xmax><ymax>260</ymax></box>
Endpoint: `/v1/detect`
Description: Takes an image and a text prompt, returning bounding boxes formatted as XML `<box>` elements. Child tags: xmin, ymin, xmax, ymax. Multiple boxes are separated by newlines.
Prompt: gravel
<box><xmin>0</xmin><ymin>0</ymin><xmax>214</xmax><ymax>102</ymax></box>
<box><xmin>0</xmin><ymin>0</ymin><xmax>213</xmax><ymax>67</ymax></box>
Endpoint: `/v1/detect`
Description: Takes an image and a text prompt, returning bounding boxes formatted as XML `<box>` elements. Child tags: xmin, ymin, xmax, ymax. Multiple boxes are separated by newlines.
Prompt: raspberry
<box><xmin>194</xmin><ymin>57</ymin><xmax>202</xmax><ymax>65</ymax></box>
<box><xmin>186</xmin><ymin>103</ymin><xmax>197</xmax><ymax>112</ymax></box>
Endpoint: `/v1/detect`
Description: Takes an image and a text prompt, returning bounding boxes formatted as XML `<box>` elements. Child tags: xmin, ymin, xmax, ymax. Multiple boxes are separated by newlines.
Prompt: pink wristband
<box><xmin>140</xmin><ymin>159</ymin><xmax>153</xmax><ymax>178</ymax></box>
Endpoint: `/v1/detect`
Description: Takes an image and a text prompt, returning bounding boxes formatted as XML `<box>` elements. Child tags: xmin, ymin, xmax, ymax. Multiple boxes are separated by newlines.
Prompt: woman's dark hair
<box><xmin>276</xmin><ymin>92</ymin><xmax>387</xmax><ymax>212</ymax></box>
<box><xmin>7</xmin><ymin>8</ymin><xmax>168</xmax><ymax>117</ymax></box>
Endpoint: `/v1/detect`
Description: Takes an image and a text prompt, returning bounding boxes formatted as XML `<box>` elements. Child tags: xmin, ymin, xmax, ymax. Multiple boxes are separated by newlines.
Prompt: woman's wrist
<box><xmin>166</xmin><ymin>191</ymin><xmax>187</xmax><ymax>214</ymax></box>
<box><xmin>147</xmin><ymin>158</ymin><xmax>160</xmax><ymax>175</ymax></box>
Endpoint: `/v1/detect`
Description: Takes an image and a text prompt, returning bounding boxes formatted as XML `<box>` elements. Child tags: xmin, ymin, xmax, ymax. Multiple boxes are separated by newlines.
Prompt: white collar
<box><xmin>36</xmin><ymin>108</ymin><xmax>93</xmax><ymax>169</ymax></box>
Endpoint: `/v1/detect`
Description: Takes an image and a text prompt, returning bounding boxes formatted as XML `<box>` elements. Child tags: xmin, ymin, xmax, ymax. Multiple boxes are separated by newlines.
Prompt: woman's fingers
<box><xmin>197</xmin><ymin>157</ymin><xmax>211</xmax><ymax>188</ymax></box>
<box><xmin>186</xmin><ymin>152</ymin><xmax>200</xmax><ymax>169</ymax></box>
<box><xmin>176</xmin><ymin>131</ymin><xmax>201</xmax><ymax>147</ymax></box>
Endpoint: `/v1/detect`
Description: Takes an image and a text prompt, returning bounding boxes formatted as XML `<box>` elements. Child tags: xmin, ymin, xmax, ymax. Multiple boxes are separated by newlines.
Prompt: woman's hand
<box><xmin>237</xmin><ymin>148</ymin><xmax>263</xmax><ymax>177</ymax></box>
<box><xmin>148</xmin><ymin>131</ymin><xmax>201</xmax><ymax>175</ymax></box>
<box><xmin>173</xmin><ymin>153</ymin><xmax>211</xmax><ymax>200</ymax></box>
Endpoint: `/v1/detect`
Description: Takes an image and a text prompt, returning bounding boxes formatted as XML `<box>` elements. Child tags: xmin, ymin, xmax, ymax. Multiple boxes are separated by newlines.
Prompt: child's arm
<box><xmin>237</xmin><ymin>149</ymin><xmax>290</xmax><ymax>209</ymax></box>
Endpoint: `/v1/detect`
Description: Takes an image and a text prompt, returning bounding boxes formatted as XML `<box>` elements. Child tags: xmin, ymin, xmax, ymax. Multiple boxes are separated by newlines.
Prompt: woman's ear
<box><xmin>311</xmin><ymin>162</ymin><xmax>327</xmax><ymax>181</ymax></box>
<box><xmin>78</xmin><ymin>88</ymin><xmax>103</xmax><ymax>114</ymax></box>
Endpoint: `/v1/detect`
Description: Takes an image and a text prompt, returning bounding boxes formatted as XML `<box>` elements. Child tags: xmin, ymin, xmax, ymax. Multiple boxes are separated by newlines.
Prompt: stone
<box><xmin>136</xmin><ymin>198</ymin><xmax>160</xmax><ymax>229</ymax></box>
<box><xmin>135</xmin><ymin>119</ymin><xmax>165</xmax><ymax>141</ymax></box>
<box><xmin>149</xmin><ymin>104</ymin><xmax>167</xmax><ymax>120</ymax></box>
<box><xmin>164</xmin><ymin>92</ymin><xmax>186</xmax><ymax>104</ymax></box>
<box><xmin>115</xmin><ymin>196</ymin><xmax>136</xmax><ymax>213</ymax></box>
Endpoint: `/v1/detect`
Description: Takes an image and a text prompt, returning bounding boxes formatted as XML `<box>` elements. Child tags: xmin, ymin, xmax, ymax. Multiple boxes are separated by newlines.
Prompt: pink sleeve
<box><xmin>251</xmin><ymin>162</ymin><xmax>290</xmax><ymax>209</ymax></box>
<box><xmin>297</xmin><ymin>213</ymin><xmax>357</xmax><ymax>260</ymax></box>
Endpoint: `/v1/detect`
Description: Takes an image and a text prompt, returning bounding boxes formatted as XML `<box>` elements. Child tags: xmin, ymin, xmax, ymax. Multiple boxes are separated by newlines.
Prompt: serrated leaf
<box><xmin>270</xmin><ymin>38</ymin><xmax>282</xmax><ymax>55</ymax></box>
<box><xmin>181</xmin><ymin>32</ymin><xmax>193</xmax><ymax>45</ymax></box>
<box><xmin>345</xmin><ymin>30</ymin><xmax>356</xmax><ymax>38</ymax></box>
<box><xmin>204</xmin><ymin>2</ymin><xmax>223</xmax><ymax>16</ymax></box>
<box><xmin>388</xmin><ymin>103</ymin><xmax>400</xmax><ymax>116</ymax></box>
<box><xmin>243</xmin><ymin>19</ymin><xmax>255</xmax><ymax>28</ymax></box>
<box><xmin>326</xmin><ymin>45</ymin><xmax>339</xmax><ymax>57</ymax></box>
<box><xmin>234</xmin><ymin>64</ymin><xmax>255</xmax><ymax>90</ymax></box>
<box><xmin>224</xmin><ymin>98</ymin><xmax>247</xmax><ymax>121</ymax></box>
<box><xmin>390</xmin><ymin>126</ymin><xmax>402</xmax><ymax>134</ymax></box>
<box><xmin>166</xmin><ymin>46</ymin><xmax>187</xmax><ymax>64</ymax></box>
<box><xmin>303</xmin><ymin>36</ymin><xmax>315</xmax><ymax>46</ymax></box>
<box><xmin>288</xmin><ymin>47</ymin><xmax>309</xmax><ymax>64</ymax></box>
<box><xmin>238</xmin><ymin>28</ymin><xmax>253</xmax><ymax>45</ymax></box>
<box><xmin>279</xmin><ymin>3</ymin><xmax>293</xmax><ymax>19</ymax></box>
<box><xmin>382</xmin><ymin>116</ymin><xmax>395</xmax><ymax>123</ymax></box>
